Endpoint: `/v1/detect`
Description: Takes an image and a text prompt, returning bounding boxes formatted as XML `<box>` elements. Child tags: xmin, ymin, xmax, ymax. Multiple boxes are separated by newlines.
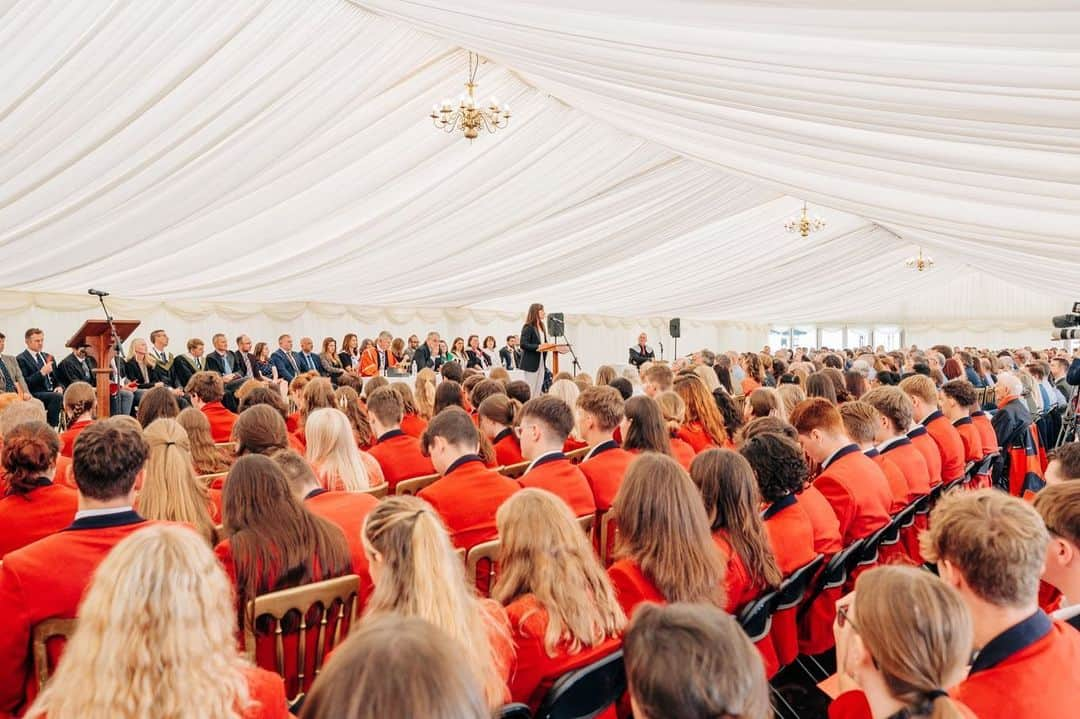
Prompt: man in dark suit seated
<box><xmin>499</xmin><ymin>334</ymin><xmax>523</xmax><ymax>370</ymax></box>
<box><xmin>56</xmin><ymin>342</ymin><xmax>97</xmax><ymax>388</ymax></box>
<box><xmin>410</xmin><ymin>331</ymin><xmax>442</xmax><ymax>372</ymax></box>
<box><xmin>170</xmin><ymin>338</ymin><xmax>205</xmax><ymax>391</ymax></box>
<box><xmin>628</xmin><ymin>332</ymin><xmax>655</xmax><ymax>368</ymax></box>
<box><xmin>15</xmin><ymin>328</ymin><xmax>63</xmax><ymax>426</ymax></box>
<box><xmin>270</xmin><ymin>334</ymin><xmax>302</xmax><ymax>382</ymax></box>
<box><xmin>0</xmin><ymin>331</ymin><xmax>31</xmax><ymax>402</ymax></box>
<box><xmin>203</xmin><ymin>333</ymin><xmax>241</xmax><ymax>383</ymax></box>
<box><xmin>232</xmin><ymin>334</ymin><xmax>264</xmax><ymax>382</ymax></box>
<box><xmin>295</xmin><ymin>337</ymin><xmax>325</xmax><ymax>376</ymax></box>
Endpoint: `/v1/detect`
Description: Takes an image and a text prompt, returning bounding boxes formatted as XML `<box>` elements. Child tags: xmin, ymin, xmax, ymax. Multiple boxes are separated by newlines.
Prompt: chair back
<box><xmin>32</xmin><ymin>617</ymin><xmax>77</xmax><ymax>687</ymax></box>
<box><xmin>215</xmin><ymin>441</ymin><xmax>237</xmax><ymax>452</ymax></box>
<box><xmin>881</xmin><ymin>503</ymin><xmax>917</xmax><ymax>547</ymax></box>
<box><xmin>565</xmin><ymin>446</ymin><xmax>591</xmax><ymax>464</ymax></box>
<box><xmin>775</xmin><ymin>554</ymin><xmax>825</xmax><ymax>611</ymax></box>
<box><xmin>500</xmin><ymin>460</ymin><xmax>531</xmax><ymax>479</ymax></box>
<box><xmin>535</xmin><ymin>649</ymin><xmax>626</xmax><ymax>719</ymax></box>
<box><xmin>243</xmin><ymin>574</ymin><xmax>360</xmax><ymax>705</ymax></box>
<box><xmin>197</xmin><ymin>471</ymin><xmax>228</xmax><ymax>487</ymax></box>
<box><xmin>820</xmin><ymin>538</ymin><xmax>866</xmax><ymax>589</ymax></box>
<box><xmin>360</xmin><ymin>482</ymin><xmax>389</xmax><ymax>499</ymax></box>
<box><xmin>465</xmin><ymin>537</ymin><xmax>502</xmax><ymax>596</ymax></box>
<box><xmin>736</xmin><ymin>589</ymin><xmax>780</xmax><ymax>642</ymax></box>
<box><xmin>497</xmin><ymin>703</ymin><xmax>533</xmax><ymax>719</ymax></box>
<box><xmin>598</xmin><ymin>511</ymin><xmax>618</xmax><ymax>567</ymax></box>
<box><xmin>576</xmin><ymin>514</ymin><xmax>595</xmax><ymax>539</ymax></box>
<box><xmin>856</xmin><ymin>521</ymin><xmax>894</xmax><ymax>567</ymax></box>
<box><xmin>394</xmin><ymin>472</ymin><xmax>440</xmax><ymax>496</ymax></box>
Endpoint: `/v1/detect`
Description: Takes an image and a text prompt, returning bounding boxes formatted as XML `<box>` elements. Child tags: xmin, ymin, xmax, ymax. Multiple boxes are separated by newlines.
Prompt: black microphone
<box><xmin>88</xmin><ymin>288</ymin><xmax>110</xmax><ymax>297</ymax></box>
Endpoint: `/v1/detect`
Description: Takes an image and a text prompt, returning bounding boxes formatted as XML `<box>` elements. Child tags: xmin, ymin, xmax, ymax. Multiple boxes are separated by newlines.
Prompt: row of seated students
<box><xmin>1</xmin><ymin>362</ymin><xmax>1080</xmax><ymax>717</ymax></box>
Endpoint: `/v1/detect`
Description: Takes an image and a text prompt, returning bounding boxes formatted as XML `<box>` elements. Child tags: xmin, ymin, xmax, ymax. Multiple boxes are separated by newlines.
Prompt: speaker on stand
<box><xmin>669</xmin><ymin>317</ymin><xmax>681</xmax><ymax>361</ymax></box>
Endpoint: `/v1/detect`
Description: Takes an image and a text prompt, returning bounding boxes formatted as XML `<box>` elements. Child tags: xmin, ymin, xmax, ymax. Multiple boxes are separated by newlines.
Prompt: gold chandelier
<box><xmin>905</xmin><ymin>247</ymin><xmax>935</xmax><ymax>272</ymax></box>
<box><xmin>430</xmin><ymin>52</ymin><xmax>511</xmax><ymax>141</ymax></box>
<box><xmin>784</xmin><ymin>202</ymin><xmax>826</xmax><ymax>237</ymax></box>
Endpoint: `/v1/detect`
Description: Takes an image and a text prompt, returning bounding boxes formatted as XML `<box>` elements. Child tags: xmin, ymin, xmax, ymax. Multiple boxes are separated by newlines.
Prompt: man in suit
<box><xmin>0</xmin><ymin>419</ymin><xmax>154</xmax><ymax>716</ymax></box>
<box><xmin>203</xmin><ymin>333</ymin><xmax>240</xmax><ymax>382</ymax></box>
<box><xmin>500</xmin><ymin>334</ymin><xmax>523</xmax><ymax>370</ymax></box>
<box><xmin>270</xmin><ymin>334</ymin><xmax>302</xmax><ymax>382</ymax></box>
<box><xmin>1050</xmin><ymin>357</ymin><xmax>1075</xmax><ymax>403</ymax></box>
<box><xmin>992</xmin><ymin>372</ymin><xmax>1035</xmax><ymax>492</ymax></box>
<box><xmin>628</xmin><ymin>332</ymin><xmax>655</xmax><ymax>368</ymax></box>
<box><xmin>293</xmin><ymin>336</ymin><xmax>324</xmax><ymax>376</ymax></box>
<box><xmin>147</xmin><ymin>329</ymin><xmax>172</xmax><ymax>367</ymax></box>
<box><xmin>232</xmin><ymin>334</ymin><xmax>264</xmax><ymax>383</ymax></box>
<box><xmin>16</xmin><ymin>328</ymin><xmax>63</xmax><ymax>426</ymax></box>
<box><xmin>0</xmin><ymin>331</ymin><xmax>31</xmax><ymax>402</ymax></box>
<box><xmin>401</xmin><ymin>335</ymin><xmax>420</xmax><ymax>368</ymax></box>
<box><xmin>55</xmin><ymin>342</ymin><xmax>97</xmax><ymax>388</ymax></box>
<box><xmin>410</xmin><ymin>331</ymin><xmax>442</xmax><ymax>372</ymax></box>
<box><xmin>171</xmin><ymin>338</ymin><xmax>205</xmax><ymax>391</ymax></box>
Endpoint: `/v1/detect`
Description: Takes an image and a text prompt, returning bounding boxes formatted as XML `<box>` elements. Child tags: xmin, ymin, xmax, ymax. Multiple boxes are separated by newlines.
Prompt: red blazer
<box><xmin>518</xmin><ymin>454</ymin><xmax>596</xmax><ymax>518</ymax></box>
<box><xmin>562</xmin><ymin>437</ymin><xmax>588</xmax><ymax>453</ymax></box>
<box><xmin>202</xmin><ymin>401</ymin><xmax>238</xmax><ymax>443</ymax></box>
<box><xmin>58</xmin><ymin>419</ymin><xmax>93</xmax><ymax>458</ymax></box>
<box><xmin>241</xmin><ymin>666</ymin><xmax>291</xmax><ymax>719</ymax></box>
<box><xmin>0</xmin><ymin>482</ymin><xmax>79</xmax><ymax>559</ymax></box>
<box><xmin>879</xmin><ymin>437</ymin><xmax>931</xmax><ymax>502</ymax></box>
<box><xmin>908</xmin><ymin>426</ymin><xmax>943</xmax><ymax>487</ymax></box>
<box><xmin>923</xmin><ymin>411</ymin><xmax>967</xmax><ymax>481</ymax></box>
<box><xmin>366</xmin><ymin>430</ymin><xmax>436</xmax><ymax>492</ymax></box>
<box><xmin>799</xmin><ymin>484</ymin><xmax>844</xmax><ymax>556</ymax></box>
<box><xmin>953</xmin><ymin>613</ymin><xmax>1080</xmax><ymax>719</ymax></box>
<box><xmin>400</xmin><ymin>413</ymin><xmax>428</xmax><ymax>439</ymax></box>
<box><xmin>358</xmin><ymin>346</ymin><xmax>396</xmax><ymax>377</ymax></box>
<box><xmin>0</xmin><ymin>511</ymin><xmax>155</xmax><ymax>716</ymax></box>
<box><xmin>578</xmin><ymin>441</ymin><xmax>633</xmax><ymax>512</ymax></box>
<box><xmin>828</xmin><ymin>690</ymin><xmax>977</xmax><ymax>719</ymax></box>
<box><xmin>864</xmin><ymin>449</ymin><xmax>909</xmax><ymax>513</ymax></box>
<box><xmin>953</xmin><ymin>417</ymin><xmax>984</xmax><ymax>463</ymax></box>
<box><xmin>763</xmin><ymin>495</ymin><xmax>818</xmax><ymax>575</ymax></box>
<box><xmin>971</xmin><ymin>411</ymin><xmax>999</xmax><ymax>454</ymax></box>
<box><xmin>668</xmin><ymin>436</ymin><xmax>696</xmax><ymax>470</ymax></box>
<box><xmin>418</xmin><ymin>455</ymin><xmax>520</xmax><ymax>550</ymax></box>
<box><xmin>675</xmin><ymin>422</ymin><xmax>719</xmax><ymax>454</ymax></box>
<box><xmin>505</xmin><ymin>595</ymin><xmax>622</xmax><ymax>712</ymax></box>
<box><xmin>608</xmin><ymin>559</ymin><xmax>665</xmax><ymax>616</ymax></box>
<box><xmin>713</xmin><ymin>531</ymin><xmax>758</xmax><ymax>613</ymax></box>
<box><xmin>492</xmin><ymin>428</ymin><xmax>524</xmax><ymax>466</ymax></box>
<box><xmin>304</xmin><ymin>488</ymin><xmax>379</xmax><ymax>609</ymax></box>
<box><xmin>814</xmin><ymin>445</ymin><xmax>891</xmax><ymax>544</ymax></box>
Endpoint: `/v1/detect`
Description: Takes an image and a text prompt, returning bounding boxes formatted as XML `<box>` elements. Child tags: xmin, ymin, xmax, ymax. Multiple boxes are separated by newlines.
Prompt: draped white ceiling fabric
<box><xmin>1</xmin><ymin>0</ymin><xmax>1078</xmax><ymax>342</ymax></box>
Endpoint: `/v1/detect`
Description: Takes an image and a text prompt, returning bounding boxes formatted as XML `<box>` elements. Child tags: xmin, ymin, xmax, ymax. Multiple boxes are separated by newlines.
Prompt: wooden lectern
<box><xmin>66</xmin><ymin>320</ymin><xmax>140</xmax><ymax>419</ymax></box>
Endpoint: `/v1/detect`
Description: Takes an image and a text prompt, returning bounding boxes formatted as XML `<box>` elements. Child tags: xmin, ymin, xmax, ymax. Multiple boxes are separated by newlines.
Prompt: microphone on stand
<box><xmin>659</xmin><ymin>341</ymin><xmax>664</xmax><ymax>361</ymax></box>
<box><xmin>88</xmin><ymin>288</ymin><xmax>110</xmax><ymax>297</ymax></box>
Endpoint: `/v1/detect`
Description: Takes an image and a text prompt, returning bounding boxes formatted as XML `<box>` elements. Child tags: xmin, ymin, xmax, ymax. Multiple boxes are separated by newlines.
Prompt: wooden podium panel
<box><xmin>66</xmin><ymin>320</ymin><xmax>140</xmax><ymax>419</ymax></box>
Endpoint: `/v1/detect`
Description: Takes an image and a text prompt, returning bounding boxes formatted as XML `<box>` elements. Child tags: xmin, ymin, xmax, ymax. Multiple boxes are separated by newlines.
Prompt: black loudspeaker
<box><xmin>669</xmin><ymin>317</ymin><xmax>681</xmax><ymax>338</ymax></box>
<box><xmin>547</xmin><ymin>312</ymin><xmax>565</xmax><ymax>337</ymax></box>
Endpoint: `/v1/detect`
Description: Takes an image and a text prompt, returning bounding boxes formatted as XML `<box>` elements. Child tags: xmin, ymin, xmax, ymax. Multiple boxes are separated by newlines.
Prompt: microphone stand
<box><xmin>96</xmin><ymin>293</ymin><xmax>123</xmax><ymax>358</ymax></box>
<box><xmin>557</xmin><ymin>332</ymin><xmax>582</xmax><ymax>375</ymax></box>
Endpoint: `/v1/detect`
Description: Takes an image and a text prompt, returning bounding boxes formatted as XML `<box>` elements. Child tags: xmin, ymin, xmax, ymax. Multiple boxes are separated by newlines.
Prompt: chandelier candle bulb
<box><xmin>429</xmin><ymin>51</ymin><xmax>513</xmax><ymax>141</ymax></box>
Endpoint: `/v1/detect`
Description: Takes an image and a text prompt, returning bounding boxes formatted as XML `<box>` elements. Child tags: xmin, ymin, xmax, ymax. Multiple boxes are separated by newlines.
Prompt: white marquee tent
<box><xmin>1</xmin><ymin>0</ymin><xmax>1078</xmax><ymax>364</ymax></box>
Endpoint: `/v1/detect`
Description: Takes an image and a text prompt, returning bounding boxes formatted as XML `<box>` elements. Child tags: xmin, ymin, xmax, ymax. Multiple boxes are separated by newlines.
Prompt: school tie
<box><xmin>288</xmin><ymin>352</ymin><xmax>299</xmax><ymax>372</ymax></box>
<box><xmin>241</xmin><ymin>352</ymin><xmax>253</xmax><ymax>377</ymax></box>
<box><xmin>36</xmin><ymin>353</ymin><xmax>52</xmax><ymax>389</ymax></box>
<box><xmin>194</xmin><ymin>356</ymin><xmax>202</xmax><ymax>371</ymax></box>
<box><xmin>0</xmin><ymin>360</ymin><xmax>15</xmax><ymax>392</ymax></box>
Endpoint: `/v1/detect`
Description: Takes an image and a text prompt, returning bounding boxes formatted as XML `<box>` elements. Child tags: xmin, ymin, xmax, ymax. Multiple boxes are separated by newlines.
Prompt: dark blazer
<box><xmin>519</xmin><ymin>324</ymin><xmax>546</xmax><ymax>373</ymax></box>
<box><xmin>628</xmin><ymin>345</ymin><xmax>654</xmax><ymax>368</ymax></box>
<box><xmin>124</xmin><ymin>358</ymin><xmax>168</xmax><ymax>389</ymax></box>
<box><xmin>270</xmin><ymin>348</ymin><xmax>301</xmax><ymax>382</ymax></box>
<box><xmin>992</xmin><ymin>398</ymin><xmax>1032</xmax><ymax>450</ymax></box>
<box><xmin>55</xmin><ymin>353</ymin><xmax>96</xmax><ymax>388</ymax></box>
<box><xmin>465</xmin><ymin>348</ymin><xmax>491</xmax><ymax>370</ymax></box>
<box><xmin>1068</xmin><ymin>357</ymin><xmax>1080</xmax><ymax>387</ymax></box>
<box><xmin>232</xmin><ymin>351</ymin><xmax>264</xmax><ymax>381</ymax></box>
<box><xmin>203</xmin><ymin>350</ymin><xmax>237</xmax><ymax>377</ymax></box>
<box><xmin>499</xmin><ymin>346</ymin><xmax>523</xmax><ymax>370</ymax></box>
<box><xmin>964</xmin><ymin>365</ymin><xmax>985</xmax><ymax>388</ymax></box>
<box><xmin>295</xmin><ymin>351</ymin><xmax>326</xmax><ymax>376</ymax></box>
<box><xmin>411</xmin><ymin>344</ymin><xmax>440</xmax><ymax>372</ymax></box>
<box><xmin>16</xmin><ymin>350</ymin><xmax>57</xmax><ymax>393</ymax></box>
<box><xmin>171</xmin><ymin>355</ymin><xmax>199</xmax><ymax>390</ymax></box>
<box><xmin>338</xmin><ymin>351</ymin><xmax>359</xmax><ymax>373</ymax></box>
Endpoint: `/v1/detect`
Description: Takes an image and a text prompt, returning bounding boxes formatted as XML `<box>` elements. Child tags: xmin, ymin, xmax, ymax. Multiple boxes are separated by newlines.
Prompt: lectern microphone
<box><xmin>88</xmin><ymin>288</ymin><xmax>110</xmax><ymax>297</ymax></box>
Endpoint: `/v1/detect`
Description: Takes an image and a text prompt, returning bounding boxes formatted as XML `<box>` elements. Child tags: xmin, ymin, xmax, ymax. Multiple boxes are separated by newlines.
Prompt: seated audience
<box><xmin>641</xmin><ymin>363</ymin><xmax>673</xmax><ymax>397</ymax></box>
<box><xmin>776</xmin><ymin>383</ymin><xmax>806</xmax><ymax>419</ymax></box>
<box><xmin>493</xmin><ymin>489</ymin><xmax>626</xmax><ymax>710</ymax></box>
<box><xmin>365</xmin><ymin>387</ymin><xmax>435</xmax><ymax>491</ymax></box>
<box><xmin>435</xmin><ymin>379</ymin><xmax>467</xmax><ymax>415</ymax></box>
<box><xmin>1034</xmin><ymin>483</ymin><xmax>1080</xmax><ymax>628</ymax></box>
<box><xmin>319</xmin><ymin>337</ymin><xmax>346</xmax><ymax>382</ymax></box>
<box><xmin>653</xmin><ymin>391</ymin><xmax>699</xmax><ymax>469</ymax></box>
<box><xmin>900</xmin><ymin>374</ymin><xmax>966</xmax><ymax>482</ymax></box>
<box><xmin>188</xmin><ymin>371</ymin><xmax>236</xmax><ymax>442</ymax></box>
<box><xmin>1045</xmin><ymin>442</ymin><xmax>1080</xmax><ymax>485</ymax></box>
<box><xmin>828</xmin><ymin>566</ymin><xmax>976</xmax><ymax>719</ymax></box>
<box><xmin>359</xmin><ymin>331</ymin><xmax>397</xmax><ymax>377</ymax></box>
<box><xmin>575</xmin><ymin>386</ymin><xmax>632</xmax><ymax>512</ymax></box>
<box><xmin>921</xmin><ymin>490</ymin><xmax>1080</xmax><ymax>719</ymax></box>
<box><xmin>790</xmin><ymin>398</ymin><xmax>892</xmax><ymax>545</ymax></box>
<box><xmin>673</xmin><ymin>374</ymin><xmax>728</xmax><ymax>452</ymax></box>
<box><xmin>620</xmin><ymin>395</ymin><xmax>674</xmax><ymax>458</ymax></box>
<box><xmin>0</xmin><ymin>418</ymin><xmax>152</xmax><ymax>716</ymax></box>
<box><xmin>838</xmin><ymin>401</ymin><xmax>909</xmax><ymax>514</ymax></box>
<box><xmin>624</xmin><ymin>602</ymin><xmax>770</xmax><ymax>719</ymax></box>
<box><xmin>0</xmin><ymin>421</ymin><xmax>78</xmax><ymax>558</ymax></box>
<box><xmin>24</xmin><ymin>525</ymin><xmax>288</xmax><ymax>719</ymax></box>
<box><xmin>939</xmin><ymin>379</ymin><xmax>985</xmax><ymax>464</ymax></box>
<box><xmin>744</xmin><ymin>387</ymin><xmax>785</xmax><ymax>422</ymax></box>
<box><xmin>478</xmin><ymin>394</ymin><xmax>524</xmax><ymax>466</ymax></box>
<box><xmin>305</xmin><ymin>408</ymin><xmax>381</xmax><ymax>491</ymax></box>
<box><xmin>233</xmin><ymin>404</ymin><xmax>290</xmax><ymax>457</ymax></box>
<box><xmin>139</xmin><ymin>418</ymin><xmax>218</xmax><ymax>543</ymax></box>
<box><xmin>361</xmin><ymin>496</ymin><xmax>513</xmax><ymax>708</ymax></box>
<box><xmin>806</xmin><ymin>372</ymin><xmax>839</xmax><ymax>404</ymax></box>
<box><xmin>274</xmin><ymin>449</ymin><xmax>377</xmax><ymax>608</ymax></box>
<box><xmin>390</xmin><ymin>382</ymin><xmax>428</xmax><ymax>438</ymax></box>
<box><xmin>58</xmin><ymin>382</ymin><xmax>95</xmax><ymax>457</ymax></box>
<box><xmin>177</xmin><ymin>407</ymin><xmax>234</xmax><ymax>475</ymax></box>
<box><xmin>333</xmin><ymin>386</ymin><xmax>374</xmax><ymax>450</ymax></box>
<box><xmin>299</xmin><ymin>615</ymin><xmax>489</xmax><ymax>719</ymax></box>
<box><xmin>418</xmin><ymin>407</ymin><xmax>519</xmax><ymax>550</ymax></box>
<box><xmin>505</xmin><ymin>379</ymin><xmax>532</xmax><ymax>405</ymax></box>
<box><xmin>17</xmin><ymin>328</ymin><xmax>64</xmax><ymax>426</ymax></box>
<box><xmin>414</xmin><ymin>368</ymin><xmax>438</xmax><ymax>419</ymax></box>
<box><xmin>861</xmin><ymin>387</ymin><xmax>932</xmax><ymax>503</ymax></box>
<box><xmin>516</xmin><ymin>396</ymin><xmax>596</xmax><ymax>517</ymax></box>
<box><xmin>608</xmin><ymin>453</ymin><xmax>725</xmax><ymax>614</ymax></box>
<box><xmin>135</xmin><ymin>383</ymin><xmax>181</xmax><ymax>428</ymax></box>
<box><xmin>992</xmin><ymin>373</ymin><xmax>1039</xmax><ymax>494</ymax></box>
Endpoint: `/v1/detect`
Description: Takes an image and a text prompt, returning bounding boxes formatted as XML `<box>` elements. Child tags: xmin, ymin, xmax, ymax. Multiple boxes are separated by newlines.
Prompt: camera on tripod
<box><xmin>1051</xmin><ymin>302</ymin><xmax>1080</xmax><ymax>340</ymax></box>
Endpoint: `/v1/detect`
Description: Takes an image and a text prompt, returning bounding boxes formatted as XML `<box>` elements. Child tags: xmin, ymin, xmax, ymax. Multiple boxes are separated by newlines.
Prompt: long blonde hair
<box><xmin>613</xmin><ymin>453</ymin><xmax>725</xmax><ymax>605</ymax></box>
<box><xmin>138</xmin><ymin>419</ymin><xmax>216</xmax><ymax>544</ymax></box>
<box><xmin>415</xmin><ymin>369</ymin><xmax>437</xmax><ymax>419</ymax></box>
<box><xmin>362</xmin><ymin>497</ymin><xmax>507</xmax><ymax>707</ymax></box>
<box><xmin>305</xmin><ymin>408</ymin><xmax>369</xmax><ymax>491</ymax></box>
<box><xmin>25</xmin><ymin>525</ymin><xmax>254</xmax><ymax>719</ymax></box>
<box><xmin>177</xmin><ymin>407</ymin><xmax>232</xmax><ymax>475</ymax></box>
<box><xmin>851</xmin><ymin>566</ymin><xmax>972</xmax><ymax>719</ymax></box>
<box><xmin>493</xmin><ymin>489</ymin><xmax>626</xmax><ymax>655</ymax></box>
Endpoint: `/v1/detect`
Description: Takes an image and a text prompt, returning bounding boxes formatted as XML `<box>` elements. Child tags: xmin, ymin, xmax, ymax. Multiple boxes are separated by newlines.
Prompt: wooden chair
<box><xmin>499</xmin><ymin>460</ymin><xmax>531</xmax><ymax>479</ymax></box>
<box><xmin>197</xmin><ymin>471</ymin><xmax>228</xmax><ymax>488</ymax></box>
<box><xmin>215</xmin><ymin>441</ymin><xmax>237</xmax><ymax>452</ymax></box>
<box><xmin>360</xmin><ymin>483</ymin><xmax>388</xmax><ymax>499</ymax></box>
<box><xmin>395</xmin><ymin>472</ymin><xmax>440</xmax><ymax>496</ymax></box>
<box><xmin>598</xmin><ymin>511</ymin><xmax>619</xmax><ymax>566</ymax></box>
<box><xmin>455</xmin><ymin>546</ymin><xmax>466</xmax><ymax>563</ymax></box>
<box><xmin>465</xmin><ymin>538</ymin><xmax>502</xmax><ymax>596</ymax></box>
<box><xmin>576</xmin><ymin>514</ymin><xmax>594</xmax><ymax>539</ymax></box>
<box><xmin>565</xmin><ymin>446</ymin><xmax>591</xmax><ymax>464</ymax></box>
<box><xmin>32</xmin><ymin>617</ymin><xmax>77</xmax><ymax>687</ymax></box>
<box><xmin>244</xmin><ymin>575</ymin><xmax>360</xmax><ymax>706</ymax></box>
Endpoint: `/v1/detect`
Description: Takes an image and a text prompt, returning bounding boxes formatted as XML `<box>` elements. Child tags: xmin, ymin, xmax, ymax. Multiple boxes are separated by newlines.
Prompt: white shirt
<box><xmin>524</xmin><ymin>450</ymin><xmax>564</xmax><ymax>475</ymax></box>
<box><xmin>74</xmin><ymin>505</ymin><xmax>134</xmax><ymax>521</ymax></box>
<box><xmin>877</xmin><ymin>435</ymin><xmax>909</xmax><ymax>453</ymax></box>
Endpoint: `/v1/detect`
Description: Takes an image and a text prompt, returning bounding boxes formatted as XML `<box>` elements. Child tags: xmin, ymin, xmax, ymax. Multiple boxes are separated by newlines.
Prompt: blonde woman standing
<box><xmin>25</xmin><ymin>525</ymin><xmax>288</xmax><ymax>719</ymax></box>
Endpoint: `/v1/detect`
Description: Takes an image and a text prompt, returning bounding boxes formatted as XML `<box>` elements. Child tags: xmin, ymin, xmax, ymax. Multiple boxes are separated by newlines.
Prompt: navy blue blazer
<box><xmin>270</xmin><ymin>348</ymin><xmax>302</xmax><ymax>382</ymax></box>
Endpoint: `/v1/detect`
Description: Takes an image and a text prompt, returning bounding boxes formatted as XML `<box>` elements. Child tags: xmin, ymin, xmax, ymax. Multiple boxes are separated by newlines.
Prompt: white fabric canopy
<box><xmin>1</xmin><ymin>0</ymin><xmax>1077</xmax><ymax>344</ymax></box>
